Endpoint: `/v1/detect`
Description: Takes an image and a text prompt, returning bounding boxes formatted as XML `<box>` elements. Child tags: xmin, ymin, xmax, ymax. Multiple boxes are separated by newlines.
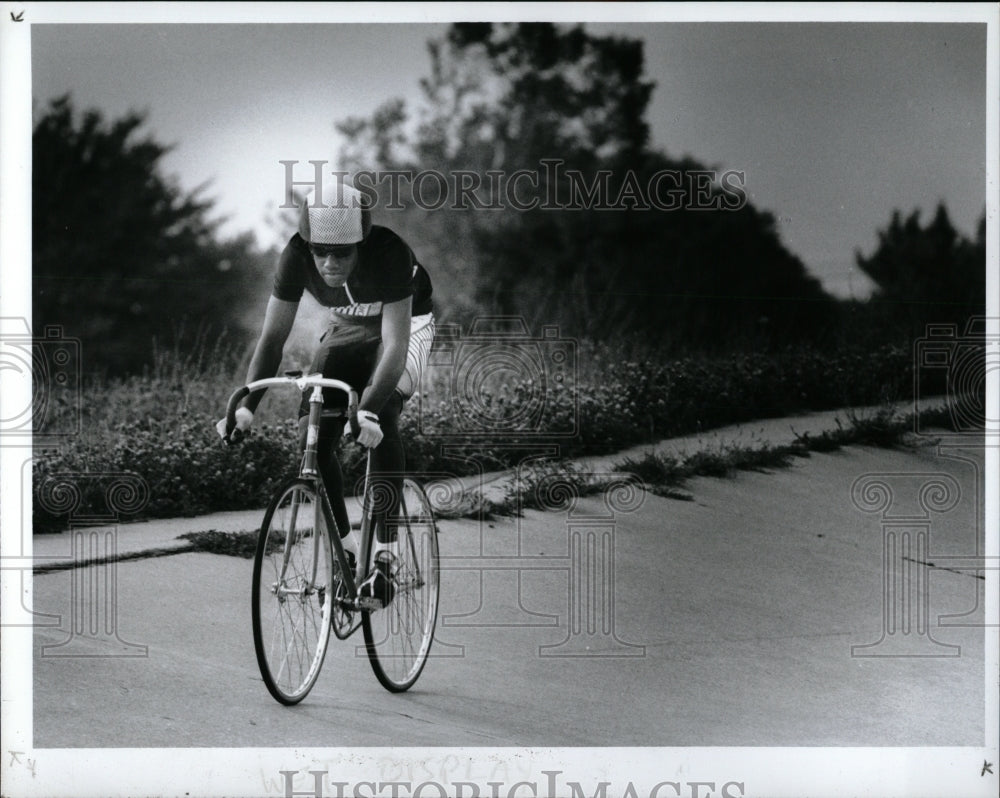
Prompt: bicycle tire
<box><xmin>361</xmin><ymin>478</ymin><xmax>440</xmax><ymax>692</ymax></box>
<box><xmin>252</xmin><ymin>478</ymin><xmax>334</xmax><ymax>704</ymax></box>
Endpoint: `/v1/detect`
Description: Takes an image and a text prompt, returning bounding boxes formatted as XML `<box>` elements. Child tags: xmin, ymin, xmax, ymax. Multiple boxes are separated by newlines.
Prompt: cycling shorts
<box><xmin>298</xmin><ymin>313</ymin><xmax>434</xmax><ymax>417</ymax></box>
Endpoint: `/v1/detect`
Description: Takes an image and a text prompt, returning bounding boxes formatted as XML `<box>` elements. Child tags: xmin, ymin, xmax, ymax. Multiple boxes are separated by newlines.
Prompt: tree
<box><xmin>411</xmin><ymin>23</ymin><xmax>653</xmax><ymax>171</ymax></box>
<box><xmin>855</xmin><ymin>204</ymin><xmax>986</xmax><ymax>339</ymax></box>
<box><xmin>33</xmin><ymin>96</ymin><xmax>271</xmax><ymax>375</ymax></box>
<box><xmin>334</xmin><ymin>23</ymin><xmax>838</xmax><ymax>350</ymax></box>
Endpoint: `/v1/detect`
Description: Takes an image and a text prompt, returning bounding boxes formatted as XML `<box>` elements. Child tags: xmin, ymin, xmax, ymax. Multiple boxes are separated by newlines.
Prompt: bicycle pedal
<box><xmin>358</xmin><ymin>595</ymin><xmax>386</xmax><ymax>612</ymax></box>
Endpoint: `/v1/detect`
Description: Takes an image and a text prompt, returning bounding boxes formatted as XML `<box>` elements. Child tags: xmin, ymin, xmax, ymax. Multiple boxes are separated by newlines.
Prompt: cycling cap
<box><xmin>298</xmin><ymin>180</ymin><xmax>372</xmax><ymax>245</ymax></box>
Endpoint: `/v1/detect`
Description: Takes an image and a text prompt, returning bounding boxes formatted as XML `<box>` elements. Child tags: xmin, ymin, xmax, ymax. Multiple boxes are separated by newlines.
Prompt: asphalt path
<box><xmin>32</xmin><ymin>436</ymin><xmax>987</xmax><ymax>748</ymax></box>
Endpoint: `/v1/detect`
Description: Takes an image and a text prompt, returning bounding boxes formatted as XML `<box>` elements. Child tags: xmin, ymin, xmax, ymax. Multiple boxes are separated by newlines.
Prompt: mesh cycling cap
<box><xmin>298</xmin><ymin>180</ymin><xmax>372</xmax><ymax>245</ymax></box>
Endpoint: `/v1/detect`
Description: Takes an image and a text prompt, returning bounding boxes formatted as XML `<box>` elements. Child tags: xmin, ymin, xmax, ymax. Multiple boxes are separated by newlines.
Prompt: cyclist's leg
<box><xmin>369</xmin><ymin>314</ymin><xmax>434</xmax><ymax>542</ymax></box>
<box><xmin>370</xmin><ymin>390</ymin><xmax>405</xmax><ymax>543</ymax></box>
<box><xmin>299</xmin><ymin>320</ymin><xmax>381</xmax><ymax>541</ymax></box>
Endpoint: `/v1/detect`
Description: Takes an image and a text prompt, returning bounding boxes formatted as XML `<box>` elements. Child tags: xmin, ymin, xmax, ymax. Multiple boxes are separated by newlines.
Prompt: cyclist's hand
<box><xmin>216</xmin><ymin>407</ymin><xmax>253</xmax><ymax>444</ymax></box>
<box><xmin>356</xmin><ymin>409</ymin><xmax>383</xmax><ymax>448</ymax></box>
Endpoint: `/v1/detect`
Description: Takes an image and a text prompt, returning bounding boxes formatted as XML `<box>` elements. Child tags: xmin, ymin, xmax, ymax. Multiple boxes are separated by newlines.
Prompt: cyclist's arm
<box><xmin>242</xmin><ymin>296</ymin><xmax>299</xmax><ymax>413</ymax></box>
<box><xmin>359</xmin><ymin>296</ymin><xmax>411</xmax><ymax>414</ymax></box>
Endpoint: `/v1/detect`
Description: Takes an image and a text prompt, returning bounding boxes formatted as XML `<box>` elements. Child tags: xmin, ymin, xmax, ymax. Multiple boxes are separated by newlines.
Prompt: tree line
<box><xmin>32</xmin><ymin>23</ymin><xmax>986</xmax><ymax>376</ymax></box>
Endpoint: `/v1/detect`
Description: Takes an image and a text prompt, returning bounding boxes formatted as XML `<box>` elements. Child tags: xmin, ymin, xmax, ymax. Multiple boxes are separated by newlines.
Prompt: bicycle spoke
<box><xmin>273</xmin><ymin>593</ymin><xmax>312</xmax><ymax>688</ymax></box>
<box><xmin>253</xmin><ymin>481</ymin><xmax>333</xmax><ymax>704</ymax></box>
<box><xmin>362</xmin><ymin>480</ymin><xmax>439</xmax><ymax>692</ymax></box>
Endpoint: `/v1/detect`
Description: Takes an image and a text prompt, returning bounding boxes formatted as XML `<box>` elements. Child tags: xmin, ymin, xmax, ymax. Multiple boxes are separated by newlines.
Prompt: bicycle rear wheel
<box><xmin>362</xmin><ymin>478</ymin><xmax>440</xmax><ymax>692</ymax></box>
<box><xmin>252</xmin><ymin>478</ymin><xmax>334</xmax><ymax>704</ymax></box>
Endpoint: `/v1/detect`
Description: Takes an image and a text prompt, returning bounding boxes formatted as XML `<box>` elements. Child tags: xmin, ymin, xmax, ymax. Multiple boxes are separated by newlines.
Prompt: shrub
<box><xmin>31</xmin><ymin>338</ymin><xmax>948</xmax><ymax>532</ymax></box>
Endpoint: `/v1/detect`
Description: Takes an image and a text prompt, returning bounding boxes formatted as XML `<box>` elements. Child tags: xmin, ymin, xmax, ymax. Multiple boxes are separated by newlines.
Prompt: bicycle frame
<box><xmin>227</xmin><ymin>373</ymin><xmax>428</xmax><ymax>617</ymax></box>
<box><xmin>237</xmin><ymin>371</ymin><xmax>440</xmax><ymax>698</ymax></box>
<box><xmin>227</xmin><ymin>374</ymin><xmax>366</xmax><ymax>610</ymax></box>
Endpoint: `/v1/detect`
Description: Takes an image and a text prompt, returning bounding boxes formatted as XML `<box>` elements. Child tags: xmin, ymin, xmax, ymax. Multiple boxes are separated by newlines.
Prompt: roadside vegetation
<box><xmin>33</xmin><ymin>340</ymin><xmax>967</xmax><ymax>533</ymax></box>
<box><xmin>68</xmin><ymin>398</ymin><xmax>962</xmax><ymax>561</ymax></box>
<box><xmin>437</xmin><ymin>403</ymin><xmax>963</xmax><ymax>520</ymax></box>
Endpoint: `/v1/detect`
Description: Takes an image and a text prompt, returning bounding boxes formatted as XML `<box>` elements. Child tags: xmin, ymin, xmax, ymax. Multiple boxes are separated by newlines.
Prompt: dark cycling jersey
<box><xmin>272</xmin><ymin>225</ymin><xmax>433</xmax><ymax>319</ymax></box>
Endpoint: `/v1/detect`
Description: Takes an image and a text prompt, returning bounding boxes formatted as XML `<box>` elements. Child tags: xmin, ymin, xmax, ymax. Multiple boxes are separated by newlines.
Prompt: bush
<box><xmin>395</xmin><ymin>340</ymin><xmax>915</xmax><ymax>473</ymax></box>
<box><xmin>32</xmin><ymin>338</ymin><xmax>937</xmax><ymax>533</ymax></box>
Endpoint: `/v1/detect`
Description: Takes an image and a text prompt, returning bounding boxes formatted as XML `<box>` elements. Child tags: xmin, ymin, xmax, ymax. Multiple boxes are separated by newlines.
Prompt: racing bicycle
<box><xmin>223</xmin><ymin>373</ymin><xmax>439</xmax><ymax>703</ymax></box>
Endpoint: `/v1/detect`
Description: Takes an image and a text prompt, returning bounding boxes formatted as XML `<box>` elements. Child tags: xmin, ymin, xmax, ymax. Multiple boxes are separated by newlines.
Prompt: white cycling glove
<box><xmin>216</xmin><ymin>407</ymin><xmax>253</xmax><ymax>443</ymax></box>
<box><xmin>356</xmin><ymin>409</ymin><xmax>383</xmax><ymax>449</ymax></box>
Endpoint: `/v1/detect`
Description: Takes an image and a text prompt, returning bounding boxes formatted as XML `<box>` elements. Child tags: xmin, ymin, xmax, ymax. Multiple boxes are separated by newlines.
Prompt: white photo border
<box><xmin>2</xmin><ymin>2</ymin><xmax>997</xmax><ymax>797</ymax></box>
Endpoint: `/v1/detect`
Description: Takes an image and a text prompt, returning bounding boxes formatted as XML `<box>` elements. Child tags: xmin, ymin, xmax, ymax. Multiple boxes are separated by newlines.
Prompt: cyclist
<box><xmin>217</xmin><ymin>177</ymin><xmax>434</xmax><ymax>605</ymax></box>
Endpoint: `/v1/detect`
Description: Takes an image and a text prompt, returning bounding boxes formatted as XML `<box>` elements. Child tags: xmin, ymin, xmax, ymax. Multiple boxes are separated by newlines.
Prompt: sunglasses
<box><xmin>309</xmin><ymin>243</ymin><xmax>356</xmax><ymax>258</ymax></box>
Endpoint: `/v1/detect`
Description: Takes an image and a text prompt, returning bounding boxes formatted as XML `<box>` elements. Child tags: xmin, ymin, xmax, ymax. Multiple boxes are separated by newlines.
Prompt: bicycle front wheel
<box><xmin>362</xmin><ymin>478</ymin><xmax>440</xmax><ymax>692</ymax></box>
<box><xmin>252</xmin><ymin>478</ymin><xmax>334</xmax><ymax>704</ymax></box>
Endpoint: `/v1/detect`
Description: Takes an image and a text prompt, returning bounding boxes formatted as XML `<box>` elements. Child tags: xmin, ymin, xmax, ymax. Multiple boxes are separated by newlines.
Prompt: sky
<box><xmin>29</xmin><ymin>15</ymin><xmax>989</xmax><ymax>300</ymax></box>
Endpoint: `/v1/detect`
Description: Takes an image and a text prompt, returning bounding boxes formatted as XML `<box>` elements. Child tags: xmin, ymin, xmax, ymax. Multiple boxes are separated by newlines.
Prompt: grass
<box><xmin>60</xmin><ymin>402</ymin><xmax>962</xmax><ymax>563</ymax></box>
<box><xmin>31</xmin><ymin>335</ymin><xmax>978</xmax><ymax>533</ymax></box>
<box><xmin>427</xmin><ymin>487</ymin><xmax>512</xmax><ymax>521</ymax></box>
<box><xmin>610</xmin><ymin>404</ymin><xmax>950</xmax><ymax>503</ymax></box>
<box><xmin>177</xmin><ymin>530</ymin><xmax>259</xmax><ymax>558</ymax></box>
<box><xmin>439</xmin><ymin>405</ymin><xmax>931</xmax><ymax>518</ymax></box>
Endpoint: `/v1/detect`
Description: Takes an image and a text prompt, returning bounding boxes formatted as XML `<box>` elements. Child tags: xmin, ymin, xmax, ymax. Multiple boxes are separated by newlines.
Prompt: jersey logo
<box><xmin>331</xmin><ymin>301</ymin><xmax>383</xmax><ymax>317</ymax></box>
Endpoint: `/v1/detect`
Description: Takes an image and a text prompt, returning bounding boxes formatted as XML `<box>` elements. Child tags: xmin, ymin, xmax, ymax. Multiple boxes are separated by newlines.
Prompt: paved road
<box><xmin>31</xmin><ymin>439</ymin><xmax>986</xmax><ymax>748</ymax></box>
